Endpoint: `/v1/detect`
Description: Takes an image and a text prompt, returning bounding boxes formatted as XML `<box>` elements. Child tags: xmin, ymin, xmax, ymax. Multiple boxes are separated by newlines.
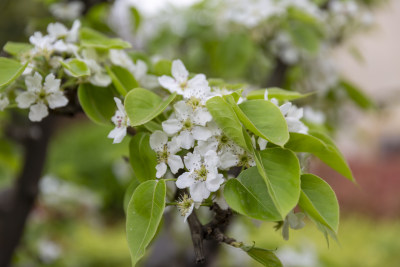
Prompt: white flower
<box><xmin>176</xmin><ymin>150</ymin><xmax>224</xmax><ymax>202</ymax></box>
<box><xmin>109</xmin><ymin>49</ymin><xmax>136</xmax><ymax>73</ymax></box>
<box><xmin>49</xmin><ymin>1</ymin><xmax>84</xmax><ymax>20</ymax></box>
<box><xmin>304</xmin><ymin>107</ymin><xmax>326</xmax><ymax>124</ymax></box>
<box><xmin>282</xmin><ymin>210</ymin><xmax>306</xmax><ymax>240</ymax></box>
<box><xmin>257</xmin><ymin>137</ymin><xmax>268</xmax><ymax>150</ymax></box>
<box><xmin>280</xmin><ymin>103</ymin><xmax>308</xmax><ymax>134</ymax></box>
<box><xmin>158</xmin><ymin>59</ymin><xmax>210</xmax><ymax>101</ymax></box>
<box><xmin>219</xmin><ymin>145</ymin><xmax>255</xmax><ymax>170</ymax></box>
<box><xmin>81</xmin><ymin>49</ymin><xmax>111</xmax><ymax>87</ymax></box>
<box><xmin>162</xmin><ymin>101</ymin><xmax>212</xmax><ymax>149</ymax></box>
<box><xmin>16</xmin><ymin>73</ymin><xmax>68</xmax><ymax>121</ymax></box>
<box><xmin>0</xmin><ymin>94</ymin><xmax>9</xmax><ymax>111</ymax></box>
<box><xmin>47</xmin><ymin>20</ymin><xmax>80</xmax><ymax>43</ymax></box>
<box><xmin>108</xmin><ymin>97</ymin><xmax>130</xmax><ymax>144</ymax></box>
<box><xmin>150</xmin><ymin>130</ymin><xmax>183</xmax><ymax>178</ymax></box>
<box><xmin>264</xmin><ymin>89</ymin><xmax>308</xmax><ymax>134</ymax></box>
<box><xmin>177</xmin><ymin>194</ymin><xmax>195</xmax><ymax>222</ymax></box>
<box><xmin>133</xmin><ymin>60</ymin><xmax>159</xmax><ymax>89</ymax></box>
<box><xmin>109</xmin><ymin>52</ymin><xmax>158</xmax><ymax>89</ymax></box>
<box><xmin>29</xmin><ymin>32</ymin><xmax>56</xmax><ymax>55</ymax></box>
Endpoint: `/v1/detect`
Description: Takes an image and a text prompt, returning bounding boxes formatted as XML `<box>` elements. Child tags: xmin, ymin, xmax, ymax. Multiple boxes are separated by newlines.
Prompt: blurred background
<box><xmin>0</xmin><ymin>0</ymin><xmax>399</xmax><ymax>266</ymax></box>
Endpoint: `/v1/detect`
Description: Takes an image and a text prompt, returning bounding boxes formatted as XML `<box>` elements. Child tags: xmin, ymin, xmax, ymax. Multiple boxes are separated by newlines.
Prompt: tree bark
<box><xmin>0</xmin><ymin>116</ymin><xmax>55</xmax><ymax>267</ymax></box>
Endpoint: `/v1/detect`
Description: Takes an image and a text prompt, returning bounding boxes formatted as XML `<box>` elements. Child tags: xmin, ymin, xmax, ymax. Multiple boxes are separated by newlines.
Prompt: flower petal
<box><xmin>25</xmin><ymin>73</ymin><xmax>43</xmax><ymax>92</ymax></box>
<box><xmin>219</xmin><ymin>151</ymin><xmax>238</xmax><ymax>170</ymax></box>
<box><xmin>167</xmin><ymin>154</ymin><xmax>183</xmax><ymax>174</ymax></box>
<box><xmin>190</xmin><ymin>182</ymin><xmax>210</xmax><ymax>202</ymax></box>
<box><xmin>178</xmin><ymin>130</ymin><xmax>194</xmax><ymax>149</ymax></box>
<box><xmin>162</xmin><ymin>118</ymin><xmax>182</xmax><ymax>135</ymax></box>
<box><xmin>150</xmin><ymin>130</ymin><xmax>168</xmax><ymax>151</ymax></box>
<box><xmin>192</xmin><ymin>126</ymin><xmax>212</xmax><ymax>141</ymax></box>
<box><xmin>206</xmin><ymin>173</ymin><xmax>224</xmax><ymax>192</ymax></box>
<box><xmin>176</xmin><ymin>172</ymin><xmax>193</xmax><ymax>189</ymax></box>
<box><xmin>183</xmin><ymin>152</ymin><xmax>201</xmax><ymax>172</ymax></box>
<box><xmin>193</xmin><ymin>108</ymin><xmax>212</xmax><ymax>126</ymax></box>
<box><xmin>108</xmin><ymin>126</ymin><xmax>127</xmax><ymax>144</ymax></box>
<box><xmin>167</xmin><ymin>136</ymin><xmax>181</xmax><ymax>154</ymax></box>
<box><xmin>47</xmin><ymin>92</ymin><xmax>68</xmax><ymax>109</ymax></box>
<box><xmin>43</xmin><ymin>74</ymin><xmax>61</xmax><ymax>93</ymax></box>
<box><xmin>171</xmin><ymin>59</ymin><xmax>188</xmax><ymax>84</ymax></box>
<box><xmin>29</xmin><ymin>102</ymin><xmax>49</xmax><ymax>122</ymax></box>
<box><xmin>158</xmin><ymin>76</ymin><xmax>181</xmax><ymax>94</ymax></box>
<box><xmin>16</xmin><ymin>92</ymin><xmax>37</xmax><ymax>108</ymax></box>
<box><xmin>156</xmin><ymin>162</ymin><xmax>167</xmax><ymax>178</ymax></box>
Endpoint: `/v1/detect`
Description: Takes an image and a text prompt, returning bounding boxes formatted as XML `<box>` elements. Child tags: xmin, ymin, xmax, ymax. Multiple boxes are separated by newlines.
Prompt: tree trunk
<box><xmin>0</xmin><ymin>116</ymin><xmax>55</xmax><ymax>267</ymax></box>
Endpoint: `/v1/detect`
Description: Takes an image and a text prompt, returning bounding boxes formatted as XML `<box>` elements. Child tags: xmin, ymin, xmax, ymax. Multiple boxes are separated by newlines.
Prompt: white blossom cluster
<box><xmin>6</xmin><ymin>21</ymin><xmax>83</xmax><ymax>121</ymax></box>
<box><xmin>106</xmin><ymin>59</ymin><xmax>308</xmax><ymax>220</ymax></box>
<box><xmin>221</xmin><ymin>0</ymin><xmax>322</xmax><ymax>28</ymax></box>
<box><xmin>1</xmin><ymin>19</ymin><xmax>158</xmax><ymax>123</ymax></box>
<box><xmin>49</xmin><ymin>1</ymin><xmax>84</xmax><ymax>21</ymax></box>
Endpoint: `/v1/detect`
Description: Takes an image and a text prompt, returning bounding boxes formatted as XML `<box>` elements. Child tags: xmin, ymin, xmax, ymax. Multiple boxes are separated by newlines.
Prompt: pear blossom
<box><xmin>158</xmin><ymin>59</ymin><xmax>210</xmax><ymax>101</ymax></box>
<box><xmin>177</xmin><ymin>194</ymin><xmax>195</xmax><ymax>222</ymax></box>
<box><xmin>108</xmin><ymin>97</ymin><xmax>130</xmax><ymax>144</ymax></box>
<box><xmin>80</xmin><ymin>49</ymin><xmax>111</xmax><ymax>87</ymax></box>
<box><xmin>264</xmin><ymin>90</ymin><xmax>308</xmax><ymax>134</ymax></box>
<box><xmin>176</xmin><ymin>150</ymin><xmax>224</xmax><ymax>202</ymax></box>
<box><xmin>109</xmin><ymin>49</ymin><xmax>136</xmax><ymax>73</ymax></box>
<box><xmin>47</xmin><ymin>20</ymin><xmax>80</xmax><ymax>43</ymax></box>
<box><xmin>49</xmin><ymin>1</ymin><xmax>84</xmax><ymax>20</ymax></box>
<box><xmin>133</xmin><ymin>60</ymin><xmax>159</xmax><ymax>89</ymax></box>
<box><xmin>280</xmin><ymin>103</ymin><xmax>308</xmax><ymax>134</ymax></box>
<box><xmin>257</xmin><ymin>137</ymin><xmax>268</xmax><ymax>150</ymax></box>
<box><xmin>150</xmin><ymin>131</ymin><xmax>184</xmax><ymax>178</ymax></box>
<box><xmin>16</xmin><ymin>73</ymin><xmax>68</xmax><ymax>122</ymax></box>
<box><xmin>162</xmin><ymin>101</ymin><xmax>212</xmax><ymax>149</ymax></box>
<box><xmin>29</xmin><ymin>32</ymin><xmax>56</xmax><ymax>55</ymax></box>
<box><xmin>0</xmin><ymin>94</ymin><xmax>9</xmax><ymax>111</ymax></box>
<box><xmin>109</xmin><ymin>51</ymin><xmax>158</xmax><ymax>88</ymax></box>
<box><xmin>219</xmin><ymin>145</ymin><xmax>255</xmax><ymax>170</ymax></box>
<box><xmin>304</xmin><ymin>107</ymin><xmax>326</xmax><ymax>124</ymax></box>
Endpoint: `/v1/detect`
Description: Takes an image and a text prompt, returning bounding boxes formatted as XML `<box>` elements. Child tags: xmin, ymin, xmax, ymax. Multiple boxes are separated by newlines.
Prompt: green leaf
<box><xmin>235</xmin><ymin>99</ymin><xmax>289</xmax><ymax>146</ymax></box>
<box><xmin>340</xmin><ymin>80</ymin><xmax>375</xmax><ymax>109</ymax></box>
<box><xmin>123</xmin><ymin>177</ymin><xmax>141</xmax><ymax>214</ymax></box>
<box><xmin>242</xmin><ymin>246</ymin><xmax>283</xmax><ymax>267</ymax></box>
<box><xmin>106</xmin><ymin>65</ymin><xmax>139</xmax><ymax>96</ymax></box>
<box><xmin>0</xmin><ymin>58</ymin><xmax>28</xmax><ymax>87</ymax></box>
<box><xmin>224</xmin><ymin>167</ymin><xmax>282</xmax><ymax>221</ymax></box>
<box><xmin>153</xmin><ymin>59</ymin><xmax>172</xmax><ymax>76</ymax></box>
<box><xmin>129</xmin><ymin>133</ymin><xmax>157</xmax><ymax>182</ymax></box>
<box><xmin>78</xmin><ymin>83</ymin><xmax>116</xmax><ymax>126</ymax></box>
<box><xmin>259</xmin><ymin>148</ymin><xmax>301</xmax><ymax>218</ymax></box>
<box><xmin>3</xmin><ymin>42</ymin><xmax>33</xmax><ymax>56</ymax></box>
<box><xmin>206</xmin><ymin>96</ymin><xmax>247</xmax><ymax>149</ymax></box>
<box><xmin>130</xmin><ymin>7</ymin><xmax>142</xmax><ymax>32</ymax></box>
<box><xmin>246</xmin><ymin>88</ymin><xmax>312</xmax><ymax>101</ymax></box>
<box><xmin>299</xmin><ymin>174</ymin><xmax>339</xmax><ymax>232</ymax></box>
<box><xmin>80</xmin><ymin>27</ymin><xmax>131</xmax><ymax>49</ymax></box>
<box><xmin>222</xmin><ymin>89</ymin><xmax>243</xmax><ymax>103</ymax></box>
<box><xmin>126</xmin><ymin>180</ymin><xmax>166</xmax><ymax>267</ymax></box>
<box><xmin>284</xmin><ymin>132</ymin><xmax>354</xmax><ymax>181</ymax></box>
<box><xmin>125</xmin><ymin>88</ymin><xmax>177</xmax><ymax>126</ymax></box>
<box><xmin>61</xmin><ymin>59</ymin><xmax>90</xmax><ymax>77</ymax></box>
<box><xmin>143</xmin><ymin>121</ymin><xmax>163</xmax><ymax>133</ymax></box>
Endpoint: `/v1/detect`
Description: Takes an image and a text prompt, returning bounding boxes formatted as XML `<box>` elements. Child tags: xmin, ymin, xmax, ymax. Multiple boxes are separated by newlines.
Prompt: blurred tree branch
<box><xmin>0</xmin><ymin>115</ymin><xmax>55</xmax><ymax>267</ymax></box>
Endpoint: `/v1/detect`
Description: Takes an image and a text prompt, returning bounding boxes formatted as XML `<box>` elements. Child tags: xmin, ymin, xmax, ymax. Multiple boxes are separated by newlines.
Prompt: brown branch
<box><xmin>0</xmin><ymin>115</ymin><xmax>55</xmax><ymax>267</ymax></box>
<box><xmin>187</xmin><ymin>211</ymin><xmax>205</xmax><ymax>264</ymax></box>
<box><xmin>187</xmin><ymin>203</ymin><xmax>238</xmax><ymax>265</ymax></box>
<box><xmin>264</xmin><ymin>58</ymin><xmax>288</xmax><ymax>88</ymax></box>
